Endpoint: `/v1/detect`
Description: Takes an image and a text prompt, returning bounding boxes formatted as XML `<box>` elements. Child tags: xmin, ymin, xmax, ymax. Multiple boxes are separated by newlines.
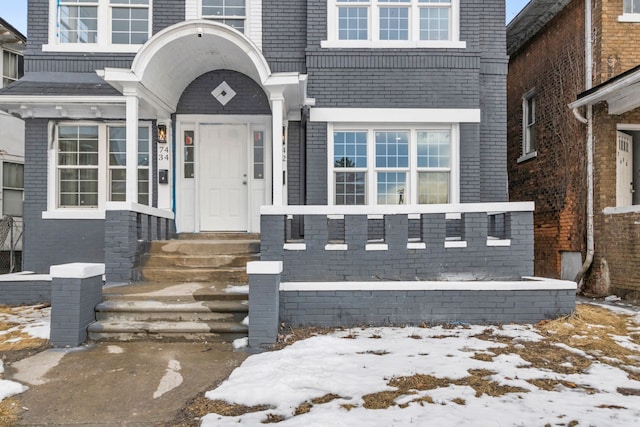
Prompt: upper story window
<box><xmin>202</xmin><ymin>0</ymin><xmax>246</xmax><ymax>33</ymax></box>
<box><xmin>45</xmin><ymin>0</ymin><xmax>151</xmax><ymax>52</ymax></box>
<box><xmin>2</xmin><ymin>50</ymin><xmax>23</xmax><ymax>88</ymax></box>
<box><xmin>518</xmin><ymin>90</ymin><xmax>537</xmax><ymax>162</ymax></box>
<box><xmin>324</xmin><ymin>0</ymin><xmax>465</xmax><ymax>48</ymax></box>
<box><xmin>620</xmin><ymin>0</ymin><xmax>640</xmax><ymax>21</ymax></box>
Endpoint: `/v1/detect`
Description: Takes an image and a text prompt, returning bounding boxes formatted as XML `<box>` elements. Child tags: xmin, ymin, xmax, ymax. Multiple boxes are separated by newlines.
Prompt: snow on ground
<box><xmin>0</xmin><ymin>305</ymin><xmax>51</xmax><ymax>402</ymax></box>
<box><xmin>202</xmin><ymin>303</ymin><xmax>640</xmax><ymax>427</ymax></box>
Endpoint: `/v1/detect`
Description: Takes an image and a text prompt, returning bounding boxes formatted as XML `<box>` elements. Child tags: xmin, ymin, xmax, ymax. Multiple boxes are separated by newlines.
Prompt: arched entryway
<box><xmin>99</xmin><ymin>20</ymin><xmax>309</xmax><ymax>232</ymax></box>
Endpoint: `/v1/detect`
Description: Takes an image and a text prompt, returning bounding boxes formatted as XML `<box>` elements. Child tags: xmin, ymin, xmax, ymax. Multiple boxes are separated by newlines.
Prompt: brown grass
<box><xmin>527</xmin><ymin>378</ymin><xmax>597</xmax><ymax>394</ymax></box>
<box><xmin>471</xmin><ymin>353</ymin><xmax>494</xmax><ymax>362</ymax></box>
<box><xmin>361</xmin><ymin>390</ymin><xmax>406</xmax><ymax>409</ymax></box>
<box><xmin>294</xmin><ymin>402</ymin><xmax>312</xmax><ymax>416</ymax></box>
<box><xmin>0</xmin><ymin>398</ymin><xmax>20</xmax><ymax>427</ymax></box>
<box><xmin>452</xmin><ymin>398</ymin><xmax>466</xmax><ymax>405</ymax></box>
<box><xmin>274</xmin><ymin>326</ymin><xmax>335</xmax><ymax>349</ymax></box>
<box><xmin>197</xmin><ymin>400</ymin><xmax>271</xmax><ymax>417</ymax></box>
<box><xmin>356</xmin><ymin>350</ymin><xmax>390</xmax><ymax>356</ymax></box>
<box><xmin>261</xmin><ymin>413</ymin><xmax>285</xmax><ymax>423</ymax></box>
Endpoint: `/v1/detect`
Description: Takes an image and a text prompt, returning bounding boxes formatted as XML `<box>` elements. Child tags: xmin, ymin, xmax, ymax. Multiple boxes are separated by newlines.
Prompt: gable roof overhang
<box><xmin>569</xmin><ymin>64</ymin><xmax>640</xmax><ymax>116</ymax></box>
<box><xmin>100</xmin><ymin>20</ymin><xmax>309</xmax><ymax>119</ymax></box>
<box><xmin>0</xmin><ymin>17</ymin><xmax>26</xmax><ymax>53</ymax></box>
<box><xmin>507</xmin><ymin>0</ymin><xmax>572</xmax><ymax>56</ymax></box>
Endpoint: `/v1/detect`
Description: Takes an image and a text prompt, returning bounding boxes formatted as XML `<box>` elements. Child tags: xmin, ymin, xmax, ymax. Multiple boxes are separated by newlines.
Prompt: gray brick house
<box><xmin>0</xmin><ymin>0</ymin><xmax>545</xmax><ymax>293</ymax></box>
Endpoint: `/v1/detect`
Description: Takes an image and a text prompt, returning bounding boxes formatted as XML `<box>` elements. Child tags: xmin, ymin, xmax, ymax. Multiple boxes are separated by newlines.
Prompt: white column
<box><xmin>125</xmin><ymin>90</ymin><xmax>139</xmax><ymax>204</ymax></box>
<box><xmin>271</xmin><ymin>94</ymin><xmax>284</xmax><ymax>206</ymax></box>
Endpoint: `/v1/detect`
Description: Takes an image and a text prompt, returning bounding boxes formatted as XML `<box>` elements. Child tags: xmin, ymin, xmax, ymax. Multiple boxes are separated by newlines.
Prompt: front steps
<box><xmin>89</xmin><ymin>233</ymin><xmax>258</xmax><ymax>342</ymax></box>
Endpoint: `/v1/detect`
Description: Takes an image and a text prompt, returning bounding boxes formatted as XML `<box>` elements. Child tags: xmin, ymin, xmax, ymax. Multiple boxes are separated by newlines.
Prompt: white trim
<box><xmin>42</xmin><ymin>210</ymin><xmax>107</xmax><ymax>220</ymax></box>
<box><xmin>284</xmin><ymin>243</ymin><xmax>307</xmax><ymax>251</ymax></box>
<box><xmin>366</xmin><ymin>243</ymin><xmax>388</xmax><ymax>251</ymax></box>
<box><xmin>280</xmin><ymin>278</ymin><xmax>578</xmax><ymax>292</ymax></box>
<box><xmin>617</xmin><ymin>124</ymin><xmax>640</xmax><ymax>131</ymax></box>
<box><xmin>311</xmin><ymin>108</ymin><xmax>481</xmax><ymax>123</ymax></box>
<box><xmin>261</xmin><ymin>202</ymin><xmax>535</xmax><ymax>216</ymax></box>
<box><xmin>603</xmin><ymin>205</ymin><xmax>640</xmax><ymax>215</ymax></box>
<box><xmin>246</xmin><ymin>261</ymin><xmax>283</xmax><ymax>275</ymax></box>
<box><xmin>486</xmin><ymin>239</ymin><xmax>511</xmax><ymax>247</ymax></box>
<box><xmin>407</xmin><ymin>242</ymin><xmax>426</xmax><ymax>249</ymax></box>
<box><xmin>325</xmin><ymin>243</ymin><xmax>348</xmax><ymax>251</ymax></box>
<box><xmin>105</xmin><ymin>202</ymin><xmax>174</xmax><ymax>219</ymax></box>
<box><xmin>42</xmin><ymin>44</ymin><xmax>142</xmax><ymax>53</ymax></box>
<box><xmin>0</xmin><ymin>273</ymin><xmax>52</xmax><ymax>282</ymax></box>
<box><xmin>444</xmin><ymin>241</ymin><xmax>467</xmax><ymax>248</ymax></box>
<box><xmin>50</xmin><ymin>262</ymin><xmax>105</xmax><ymax>279</ymax></box>
<box><xmin>618</xmin><ymin>14</ymin><xmax>640</xmax><ymax>22</ymax></box>
<box><xmin>320</xmin><ymin>40</ymin><xmax>466</xmax><ymax>49</ymax></box>
<box><xmin>517</xmin><ymin>151</ymin><xmax>537</xmax><ymax>163</ymax></box>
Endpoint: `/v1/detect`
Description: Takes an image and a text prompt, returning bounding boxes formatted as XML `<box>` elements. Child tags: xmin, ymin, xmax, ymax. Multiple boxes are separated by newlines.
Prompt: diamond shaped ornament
<box><xmin>211</xmin><ymin>81</ymin><xmax>237</xmax><ymax>106</ymax></box>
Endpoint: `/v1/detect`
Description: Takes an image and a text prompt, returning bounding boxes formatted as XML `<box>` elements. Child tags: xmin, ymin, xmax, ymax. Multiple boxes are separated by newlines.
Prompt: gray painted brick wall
<box><xmin>261</xmin><ymin>211</ymin><xmax>534</xmax><ymax>282</ymax></box>
<box><xmin>23</xmin><ymin>119</ymin><xmax>105</xmax><ymax>273</ymax></box>
<box><xmin>50</xmin><ymin>274</ymin><xmax>103</xmax><ymax>347</ymax></box>
<box><xmin>263</xmin><ymin>0</ymin><xmax>307</xmax><ymax>73</ymax></box>
<box><xmin>248</xmin><ymin>272</ymin><xmax>281</xmax><ymax>348</ymax></box>
<box><xmin>176</xmin><ymin>70</ymin><xmax>271</xmax><ymax>115</ymax></box>
<box><xmin>0</xmin><ymin>280</ymin><xmax>51</xmax><ymax>305</ymax></box>
<box><xmin>280</xmin><ymin>288</ymin><xmax>576</xmax><ymax>327</ymax></box>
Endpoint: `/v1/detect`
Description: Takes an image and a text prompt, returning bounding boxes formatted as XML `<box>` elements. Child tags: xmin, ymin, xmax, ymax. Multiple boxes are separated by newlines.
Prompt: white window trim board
<box><xmin>185</xmin><ymin>0</ymin><xmax>262</xmax><ymax>49</ymax></box>
<box><xmin>310</xmin><ymin>108</ymin><xmax>481</xmax><ymax>123</ymax></box>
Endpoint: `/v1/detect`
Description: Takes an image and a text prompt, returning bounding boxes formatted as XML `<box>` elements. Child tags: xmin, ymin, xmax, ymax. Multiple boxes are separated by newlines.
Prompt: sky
<box><xmin>1</xmin><ymin>0</ymin><xmax>532</xmax><ymax>38</ymax></box>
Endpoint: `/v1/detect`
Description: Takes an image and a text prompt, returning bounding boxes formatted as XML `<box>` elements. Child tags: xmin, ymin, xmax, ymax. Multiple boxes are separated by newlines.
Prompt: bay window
<box><xmin>48</xmin><ymin>0</ymin><xmax>151</xmax><ymax>51</ymax></box>
<box><xmin>326</xmin><ymin>0</ymin><xmax>463</xmax><ymax>48</ymax></box>
<box><xmin>330</xmin><ymin>125</ymin><xmax>457</xmax><ymax>205</ymax></box>
<box><xmin>55</xmin><ymin>123</ymin><xmax>151</xmax><ymax>210</ymax></box>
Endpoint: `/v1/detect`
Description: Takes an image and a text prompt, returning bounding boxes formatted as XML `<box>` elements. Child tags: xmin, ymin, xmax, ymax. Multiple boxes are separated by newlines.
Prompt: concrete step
<box><xmin>139</xmin><ymin>267</ymin><xmax>248</xmax><ymax>284</ymax></box>
<box><xmin>103</xmin><ymin>281</ymin><xmax>249</xmax><ymax>302</ymax></box>
<box><xmin>95</xmin><ymin>300</ymin><xmax>248</xmax><ymax>322</ymax></box>
<box><xmin>148</xmin><ymin>240</ymin><xmax>260</xmax><ymax>256</ymax></box>
<box><xmin>141</xmin><ymin>253</ymin><xmax>259</xmax><ymax>269</ymax></box>
<box><xmin>177</xmin><ymin>232</ymin><xmax>260</xmax><ymax>241</ymax></box>
<box><xmin>88</xmin><ymin>320</ymin><xmax>248</xmax><ymax>343</ymax></box>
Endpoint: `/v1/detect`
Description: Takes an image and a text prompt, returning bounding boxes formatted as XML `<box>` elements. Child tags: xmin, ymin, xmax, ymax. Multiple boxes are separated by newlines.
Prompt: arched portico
<box><xmin>99</xmin><ymin>20</ymin><xmax>309</xmax><ymax>231</ymax></box>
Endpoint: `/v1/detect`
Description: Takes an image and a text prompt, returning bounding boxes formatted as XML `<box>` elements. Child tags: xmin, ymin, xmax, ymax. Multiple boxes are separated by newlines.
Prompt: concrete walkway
<box><xmin>6</xmin><ymin>341</ymin><xmax>248</xmax><ymax>426</ymax></box>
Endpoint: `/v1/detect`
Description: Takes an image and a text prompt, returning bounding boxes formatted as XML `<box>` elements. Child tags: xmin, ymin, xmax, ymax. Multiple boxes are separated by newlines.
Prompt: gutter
<box><xmin>573</xmin><ymin>0</ymin><xmax>594</xmax><ymax>289</ymax></box>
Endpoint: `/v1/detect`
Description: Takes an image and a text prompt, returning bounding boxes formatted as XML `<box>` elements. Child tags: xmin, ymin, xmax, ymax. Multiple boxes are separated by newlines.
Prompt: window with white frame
<box><xmin>2</xmin><ymin>162</ymin><xmax>24</xmax><ymax>217</ymax></box>
<box><xmin>2</xmin><ymin>51</ymin><xmax>23</xmax><ymax>87</ymax></box>
<box><xmin>620</xmin><ymin>0</ymin><xmax>640</xmax><ymax>21</ymax></box>
<box><xmin>202</xmin><ymin>0</ymin><xmax>246</xmax><ymax>33</ymax></box>
<box><xmin>522</xmin><ymin>91</ymin><xmax>536</xmax><ymax>157</ymax></box>
<box><xmin>325</xmin><ymin>0</ymin><xmax>462</xmax><ymax>48</ymax></box>
<box><xmin>49</xmin><ymin>0</ymin><xmax>150</xmax><ymax>50</ymax></box>
<box><xmin>330</xmin><ymin>125</ymin><xmax>456</xmax><ymax>205</ymax></box>
<box><xmin>56</xmin><ymin>123</ymin><xmax>151</xmax><ymax>209</ymax></box>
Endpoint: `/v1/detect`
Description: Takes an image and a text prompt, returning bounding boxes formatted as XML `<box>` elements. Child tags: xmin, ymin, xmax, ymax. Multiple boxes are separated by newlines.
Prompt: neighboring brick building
<box><xmin>508</xmin><ymin>0</ymin><xmax>640</xmax><ymax>299</ymax></box>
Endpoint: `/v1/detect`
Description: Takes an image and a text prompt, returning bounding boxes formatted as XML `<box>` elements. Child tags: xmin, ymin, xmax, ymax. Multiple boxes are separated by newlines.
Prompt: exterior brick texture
<box><xmin>507</xmin><ymin>0</ymin><xmax>587</xmax><ymax>279</ymax></box>
<box><xmin>0</xmin><ymin>280</ymin><xmax>51</xmax><ymax>305</ymax></box>
<box><xmin>508</xmin><ymin>0</ymin><xmax>640</xmax><ymax>297</ymax></box>
<box><xmin>280</xmin><ymin>288</ymin><xmax>576</xmax><ymax>327</ymax></box>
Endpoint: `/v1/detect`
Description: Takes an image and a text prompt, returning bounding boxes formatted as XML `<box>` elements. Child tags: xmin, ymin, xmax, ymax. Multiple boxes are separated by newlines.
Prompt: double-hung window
<box><xmin>2</xmin><ymin>50</ymin><xmax>23</xmax><ymax>88</ymax></box>
<box><xmin>55</xmin><ymin>123</ymin><xmax>151</xmax><ymax>210</ymax></box>
<box><xmin>520</xmin><ymin>90</ymin><xmax>536</xmax><ymax>161</ymax></box>
<box><xmin>48</xmin><ymin>0</ymin><xmax>151</xmax><ymax>51</ymax></box>
<box><xmin>202</xmin><ymin>0</ymin><xmax>246</xmax><ymax>33</ymax></box>
<box><xmin>2</xmin><ymin>162</ymin><xmax>24</xmax><ymax>217</ymax></box>
<box><xmin>330</xmin><ymin>125</ymin><xmax>456</xmax><ymax>205</ymax></box>
<box><xmin>620</xmin><ymin>0</ymin><xmax>640</xmax><ymax>21</ymax></box>
<box><xmin>326</xmin><ymin>0</ymin><xmax>463</xmax><ymax>48</ymax></box>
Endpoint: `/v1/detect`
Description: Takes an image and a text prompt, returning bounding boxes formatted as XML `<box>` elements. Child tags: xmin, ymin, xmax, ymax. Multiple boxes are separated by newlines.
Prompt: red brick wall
<box><xmin>507</xmin><ymin>0</ymin><xmax>587</xmax><ymax>278</ymax></box>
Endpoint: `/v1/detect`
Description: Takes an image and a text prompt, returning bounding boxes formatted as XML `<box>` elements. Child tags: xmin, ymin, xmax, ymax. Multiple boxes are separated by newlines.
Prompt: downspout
<box><xmin>573</xmin><ymin>0</ymin><xmax>594</xmax><ymax>289</ymax></box>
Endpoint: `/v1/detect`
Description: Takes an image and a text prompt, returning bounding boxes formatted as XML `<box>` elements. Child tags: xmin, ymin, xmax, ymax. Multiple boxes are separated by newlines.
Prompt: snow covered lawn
<box><xmin>0</xmin><ymin>305</ymin><xmax>50</xmax><ymax>404</ymax></box>
<box><xmin>202</xmin><ymin>303</ymin><xmax>640</xmax><ymax>426</ymax></box>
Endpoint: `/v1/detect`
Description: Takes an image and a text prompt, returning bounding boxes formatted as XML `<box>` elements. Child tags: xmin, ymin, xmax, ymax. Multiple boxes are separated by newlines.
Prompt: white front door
<box><xmin>199</xmin><ymin>124</ymin><xmax>248</xmax><ymax>231</ymax></box>
<box><xmin>617</xmin><ymin>131</ymin><xmax>633</xmax><ymax>207</ymax></box>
